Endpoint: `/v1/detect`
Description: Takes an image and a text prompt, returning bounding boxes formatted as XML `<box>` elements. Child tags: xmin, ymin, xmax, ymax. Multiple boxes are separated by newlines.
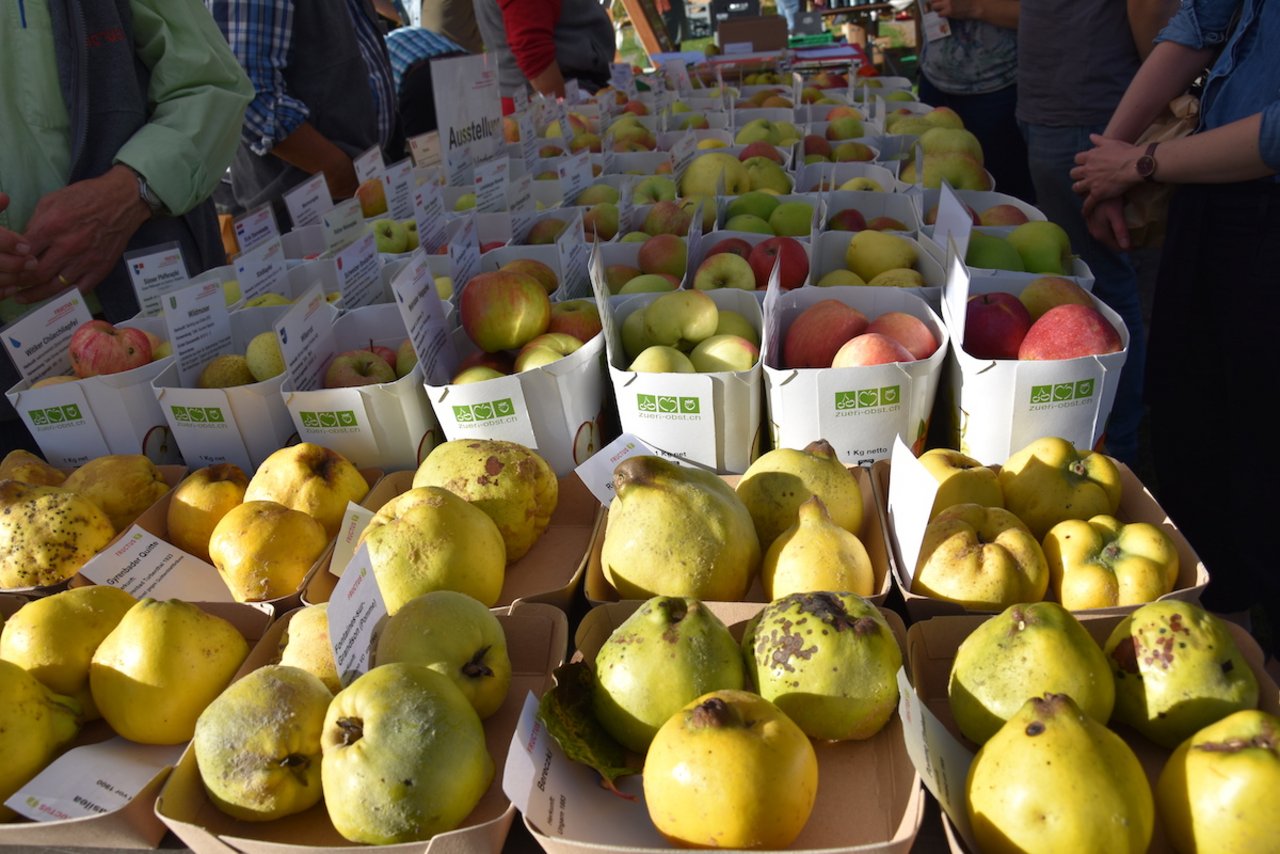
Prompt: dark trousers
<box><xmin>1147</xmin><ymin>180</ymin><xmax>1280</xmax><ymax>646</ymax></box>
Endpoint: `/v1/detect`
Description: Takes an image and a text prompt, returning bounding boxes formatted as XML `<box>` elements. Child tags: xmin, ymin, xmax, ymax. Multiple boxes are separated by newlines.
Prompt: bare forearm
<box><xmin>269</xmin><ymin>122</ymin><xmax>358</xmax><ymax>199</ymax></box>
<box><xmin>1151</xmin><ymin>114</ymin><xmax>1273</xmax><ymax>184</ymax></box>
<box><xmin>528</xmin><ymin>62</ymin><xmax>567</xmax><ymax>100</ymax></box>
<box><xmin>1128</xmin><ymin>0</ymin><xmax>1178</xmax><ymax>59</ymax></box>
<box><xmin>1104</xmin><ymin>40</ymin><xmax>1215</xmax><ymax>142</ymax></box>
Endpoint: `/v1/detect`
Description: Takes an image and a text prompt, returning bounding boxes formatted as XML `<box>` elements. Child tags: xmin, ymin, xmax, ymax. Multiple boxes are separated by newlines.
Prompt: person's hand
<box><xmin>1082</xmin><ymin>196</ymin><xmax>1131</xmax><ymax>252</ymax></box>
<box><xmin>1071</xmin><ymin>134</ymin><xmax>1142</xmax><ymax>209</ymax></box>
<box><xmin>0</xmin><ymin>193</ymin><xmax>40</xmax><ymax>291</ymax></box>
<box><xmin>3</xmin><ymin>166</ymin><xmax>150</xmax><ymax>305</ymax></box>
<box><xmin>929</xmin><ymin>0</ymin><xmax>978</xmax><ymax>19</ymax></box>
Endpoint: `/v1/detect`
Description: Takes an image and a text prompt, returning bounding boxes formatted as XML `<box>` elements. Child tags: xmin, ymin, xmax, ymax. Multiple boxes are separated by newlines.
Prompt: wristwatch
<box><xmin>1135</xmin><ymin>142</ymin><xmax>1159</xmax><ymax>182</ymax></box>
<box><xmin>123</xmin><ymin>165</ymin><xmax>167</xmax><ymax>216</ymax></box>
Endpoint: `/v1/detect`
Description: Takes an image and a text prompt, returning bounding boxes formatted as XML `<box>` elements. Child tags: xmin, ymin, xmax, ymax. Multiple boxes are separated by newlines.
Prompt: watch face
<box><xmin>1137</xmin><ymin>155</ymin><xmax>1155</xmax><ymax>178</ymax></box>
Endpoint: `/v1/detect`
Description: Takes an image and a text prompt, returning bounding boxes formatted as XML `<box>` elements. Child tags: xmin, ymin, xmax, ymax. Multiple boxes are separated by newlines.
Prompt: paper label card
<box><xmin>332</xmin><ymin>231</ymin><xmax>382</xmax><ymax>309</ymax></box>
<box><xmin>574</xmin><ymin>432</ymin><xmax>662</xmax><ymax>505</ymax></box>
<box><xmin>413</xmin><ymin>180</ymin><xmax>449</xmax><ymax>254</ymax></box>
<box><xmin>162</xmin><ymin>278</ymin><xmax>233</xmax><ymax>388</ymax></box>
<box><xmin>1</xmin><ymin>290</ymin><xmax>91</xmax><ymax>383</ymax></box>
<box><xmin>234</xmin><ymin>235</ymin><xmax>288</xmax><ymax>302</ymax></box>
<box><xmin>390</xmin><ymin>251</ymin><xmax>457</xmax><ymax>385</ymax></box>
<box><xmin>408</xmin><ymin>132</ymin><xmax>442</xmax><ymax>169</ymax></box>
<box><xmin>384</xmin><ymin>156</ymin><xmax>416</xmax><ymax>220</ymax></box>
<box><xmin>283</xmin><ymin>173</ymin><xmax>333</xmax><ymax>229</ymax></box>
<box><xmin>125</xmin><ymin>241</ymin><xmax>189</xmax><ymax>316</ymax></box>
<box><xmin>322</xmin><ymin>198</ymin><xmax>366</xmax><ymax>252</ymax></box>
<box><xmin>353</xmin><ymin>144</ymin><xmax>386</xmax><ymax>185</ymax></box>
<box><xmin>555</xmin><ymin>150</ymin><xmax>593</xmax><ymax>203</ymax></box>
<box><xmin>509</xmin><ymin>173</ymin><xmax>534</xmax><ymax>212</ymax></box>
<box><xmin>934</xmin><ymin>182</ymin><xmax>973</xmax><ymax>261</ymax></box>
<box><xmin>78</xmin><ymin>525</ymin><xmax>235</xmax><ymax>601</ymax></box>
<box><xmin>475</xmin><ymin>157</ymin><xmax>511</xmax><ymax>213</ymax></box>
<box><xmin>432</xmin><ymin>54</ymin><xmax>502</xmax><ymax>186</ymax></box>
<box><xmin>275</xmin><ymin>286</ymin><xmax>335</xmax><ymax>392</ymax></box>
<box><xmin>330</xmin><ymin>501</ymin><xmax>378</xmax><ymax>579</ymax></box>
<box><xmin>6</xmin><ymin>738</ymin><xmax>184</xmax><ymax>822</ymax></box>
<box><xmin>233</xmin><ymin>203</ymin><xmax>280</xmax><ymax>254</ymax></box>
<box><xmin>448</xmin><ymin>215</ymin><xmax>481</xmax><ymax>290</ymax></box>
<box><xmin>327</xmin><ymin>542</ymin><xmax>387</xmax><ymax>686</ymax></box>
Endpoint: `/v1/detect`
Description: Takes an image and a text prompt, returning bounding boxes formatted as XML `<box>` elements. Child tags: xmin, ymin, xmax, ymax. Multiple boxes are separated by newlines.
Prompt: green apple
<box><xmin>901</xmin><ymin>152</ymin><xmax>991</xmax><ymax>190</ymax></box>
<box><xmin>245</xmin><ymin>330</ymin><xmax>286</xmax><ymax>382</ymax></box>
<box><xmin>619</xmin><ymin>273</ymin><xmax>678</xmax><ymax>293</ymax></box>
<box><xmin>513</xmin><ymin>332</ymin><xmax>583</xmax><ymax>372</ymax></box>
<box><xmin>724</xmin><ymin>191</ymin><xmax>780</xmax><ymax>223</ymax></box>
<box><xmin>734</xmin><ymin>118</ymin><xmax>780</xmax><ymax>145</ymax></box>
<box><xmin>817</xmin><ymin>269</ymin><xmax>867</xmax><ymax>286</ymax></box>
<box><xmin>1008</xmin><ymin>221</ymin><xmax>1073</xmax><ymax>274</ymax></box>
<box><xmin>628</xmin><ymin>345</ymin><xmax>696</xmax><ymax>373</ymax></box>
<box><xmin>689</xmin><ymin>333</ymin><xmax>759</xmax><ymax>372</ymax></box>
<box><xmin>372</xmin><ymin>219</ymin><xmax>410</xmax><ymax>254</ymax></box>
<box><xmin>743</xmin><ymin>157</ymin><xmax>791</xmax><ymax>194</ymax></box>
<box><xmin>621</xmin><ymin>308</ymin><xmax>653</xmax><ymax>361</ymax></box>
<box><xmin>394</xmin><ymin>338</ymin><xmax>417</xmax><ymax>378</ymax></box>
<box><xmin>845</xmin><ymin>230</ymin><xmax>918</xmax><ymax>283</ymax></box>
<box><xmin>375</xmin><ymin>590</ymin><xmax>511</xmax><ymax>719</ymax></box>
<box><xmin>723</xmin><ymin>213</ymin><xmax>774</xmax><ymax>234</ymax></box>
<box><xmin>679</xmin><ymin>152</ymin><xmax>750</xmax><ymax>197</ymax></box>
<box><xmin>453</xmin><ymin>193</ymin><xmax>477</xmax><ymax>212</ymax></box>
<box><xmin>714</xmin><ymin>309</ymin><xmax>759</xmax><ymax>346</ymax></box>
<box><xmin>693</xmin><ymin>252</ymin><xmax>756</xmax><ymax>290</ymax></box>
<box><xmin>643</xmin><ymin>289</ymin><xmax>719</xmax><ymax>350</ymax></box>
<box><xmin>966</xmin><ymin>232</ymin><xmax>1026</xmax><ymax>272</ymax></box>
<box><xmin>321</xmin><ymin>663</ymin><xmax>493</xmax><ymax>844</ymax></box>
<box><xmin>767</xmin><ymin>201</ymin><xmax>814</xmax><ymax>237</ymax></box>
<box><xmin>919</xmin><ymin>127</ymin><xmax>984</xmax><ymax>164</ymax></box>
<box><xmin>633</xmin><ymin>175</ymin><xmax>678</xmax><ymax>204</ymax></box>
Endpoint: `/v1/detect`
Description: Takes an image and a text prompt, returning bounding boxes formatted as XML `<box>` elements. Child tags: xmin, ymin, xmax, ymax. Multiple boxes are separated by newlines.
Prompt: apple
<box><xmin>1008</xmin><ymin>220</ymin><xmax>1073</xmax><ymax>274</ymax></box>
<box><xmin>833</xmin><ymin>142</ymin><xmax>876</xmax><ymax>162</ymax></box>
<box><xmin>355</xmin><ymin>178</ymin><xmax>388</xmax><ymax>218</ymax></box>
<box><xmin>767</xmin><ymin>202</ymin><xmax>814</xmax><ymax>238</ymax></box>
<box><xmin>803</xmin><ymin>134</ymin><xmax>832</xmax><ymax>160</ymax></box>
<box><xmin>582</xmin><ymin>202</ymin><xmax>620</xmax><ymax>241</ymax></box>
<box><xmin>68</xmin><ymin>320</ymin><xmax>152</xmax><ymax>378</ymax></box>
<box><xmin>499</xmin><ymin>258</ymin><xmax>558</xmax><ymax>295</ymax></box>
<box><xmin>575</xmin><ymin>183</ymin><xmax>620</xmax><ymax>207</ymax></box>
<box><xmin>547</xmin><ymin>299</ymin><xmax>602</xmax><ymax>341</ymax></box>
<box><xmin>479</xmin><ymin>240</ymin><xmax>506</xmax><ymax>253</ymax></box>
<box><xmin>641</xmin><ymin>200</ymin><xmax>693</xmax><ymax>236</ymax></box>
<box><xmin>433</xmin><ymin>275</ymin><xmax>454</xmax><ymax>300</ymax></box>
<box><xmin>723</xmin><ymin>213</ymin><xmax>773</xmax><ymax>235</ymax></box>
<box><xmin>826</xmin><ymin>116</ymin><xmax>865</xmax><ymax>141</ymax></box>
<box><xmin>748</xmin><ymin>236</ymin><xmax>809</xmax><ymax>290</ymax></box>
<box><xmin>925</xmin><ymin>202</ymin><xmax>980</xmax><ymax>226</ymax></box>
<box><xmin>676</xmin><ymin>114</ymin><xmax>710</xmax><ymax>130</ymax></box>
<box><xmin>964</xmin><ymin>292</ymin><xmax>1033</xmax><ymax>360</ymax></box>
<box><xmin>827</xmin><ymin>207</ymin><xmax>868</xmax><ymax>232</ymax></box>
<box><xmin>704</xmin><ymin>237</ymin><xmax>753</xmax><ymax>260</ymax></box>
<box><xmin>816</xmin><ymin>269</ymin><xmax>866</xmax><ymax>286</ymax></box>
<box><xmin>244</xmin><ymin>292</ymin><xmax>292</xmax><ymax>307</ymax></box>
<box><xmin>837</xmin><ymin>176</ymin><xmax>885</xmax><ymax>192</ymax></box>
<box><xmin>514</xmin><ymin>332</ymin><xmax>583</xmax><ymax>371</ymax></box>
<box><xmin>1019</xmin><ymin>276</ymin><xmax>1095</xmax><ymax>320</ymax></box>
<box><xmin>637</xmin><ymin>233</ymin><xmax>688</xmax><ymax>278</ymax></box>
<box><xmin>845</xmin><ymin>230</ymin><xmax>917</xmax><ymax>283</ymax></box>
<box><xmin>371</xmin><ymin>218</ymin><xmax>409</xmax><ymax>254</ymax></box>
<box><xmin>526</xmin><ymin>217</ymin><xmax>567</xmax><ymax>245</ymax></box>
<box><xmin>737</xmin><ymin>141</ymin><xmax>784</xmax><ymax>164</ymax></box>
<box><xmin>680</xmin><ymin>197</ymin><xmax>716</xmax><ymax>232</ymax></box>
<box><xmin>459</xmin><ymin>270</ymin><xmax>552</xmax><ymax>352</ymax></box>
<box><xmin>604</xmin><ymin>263</ymin><xmax>642</xmax><ymax>294</ymax></box>
<box><xmin>923</xmin><ymin>106</ymin><xmax>965</xmax><ymax>129</ymax></box>
<box><xmin>967</xmin><ymin>232</ymin><xmax>1027</xmax><ymax>272</ymax></box>
<box><xmin>900</xmin><ymin>152</ymin><xmax>991</xmax><ymax>190</ymax></box>
<box><xmin>619</xmin><ymin>273</ymin><xmax>679</xmax><ymax>293</ymax></box>
<box><xmin>643</xmin><ymin>289</ymin><xmax>719</xmax><ymax>350</ymax></box>
<box><xmin>825</xmin><ymin>105</ymin><xmax>861</xmax><ymax>121</ymax></box>
<box><xmin>715</xmin><ymin>310</ymin><xmax>759</xmax><ymax>347</ymax></box>
<box><xmin>979</xmin><ymin>203</ymin><xmax>1031</xmax><ymax>226</ymax></box>
<box><xmin>1018</xmin><ymin>304</ymin><xmax>1123</xmax><ymax>360</ymax></box>
<box><xmin>689</xmin><ymin>334</ymin><xmax>759</xmax><ymax>372</ymax></box>
<box><xmin>782</xmin><ymin>299</ymin><xmax>870</xmax><ymax>368</ymax></box>
<box><xmin>628</xmin><ymin>345</ymin><xmax>696</xmax><ymax>373</ymax></box>
<box><xmin>919</xmin><ymin>127</ymin><xmax>984</xmax><ymax>163</ymax></box>
<box><xmin>743</xmin><ymin>157</ymin><xmax>791</xmax><ymax>194</ymax></box>
<box><xmin>734</xmin><ymin>118</ymin><xmax>780</xmax><ymax>146</ymax></box>
<box><xmin>452</xmin><ymin>192</ymin><xmax>477</xmax><ymax>212</ymax></box>
<box><xmin>867</xmin><ymin>268</ymin><xmax>926</xmax><ymax>287</ymax></box>
<box><xmin>633</xmin><ymin>175</ymin><xmax>678</xmax><ymax>205</ymax></box>
<box><xmin>866</xmin><ymin>311</ymin><xmax>939</xmax><ymax>360</ymax></box>
<box><xmin>725</xmin><ymin>191</ymin><xmax>780</xmax><ymax>223</ymax></box>
<box><xmin>403</xmin><ymin>220</ymin><xmax>418</xmax><ymax>250</ymax></box>
<box><xmin>866</xmin><ymin>216</ymin><xmax>909</xmax><ymax>231</ymax></box>
<box><xmin>831</xmin><ymin>332</ymin><xmax>914</xmax><ymax>367</ymax></box>
<box><xmin>325</xmin><ymin>349</ymin><xmax>397</xmax><ymax>388</ymax></box>
<box><xmin>394</xmin><ymin>338</ymin><xmax>417</xmax><ymax>378</ymax></box>
<box><xmin>679</xmin><ymin>152</ymin><xmax>751</xmax><ymax>197</ymax></box>
<box><xmin>569</xmin><ymin>131</ymin><xmax>602</xmax><ymax>153</ymax></box>
<box><xmin>692</xmin><ymin>251</ymin><xmax>756</xmax><ymax>290</ymax></box>
<box><xmin>451</xmin><ymin>365</ymin><xmax>505</xmax><ymax>384</ymax></box>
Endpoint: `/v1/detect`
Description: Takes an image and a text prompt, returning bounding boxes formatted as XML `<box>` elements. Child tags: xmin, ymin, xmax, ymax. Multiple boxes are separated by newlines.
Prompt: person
<box><xmin>1015</xmin><ymin>0</ymin><xmax>1177</xmax><ymax>466</ymax></box>
<box><xmin>917</xmin><ymin>0</ymin><xmax>1035</xmax><ymax>203</ymax></box>
<box><xmin>472</xmin><ymin>0</ymin><xmax>616</xmax><ymax>114</ymax></box>
<box><xmin>0</xmin><ymin>0</ymin><xmax>253</xmax><ymax>325</ymax></box>
<box><xmin>1070</xmin><ymin>0</ymin><xmax>1279</xmax><ymax>648</ymax></box>
<box><xmin>385</xmin><ymin>26</ymin><xmax>471</xmax><ymax>138</ymax></box>
<box><xmin>658</xmin><ymin>0</ymin><xmax>689</xmax><ymax>49</ymax></box>
<box><xmin>206</xmin><ymin>0</ymin><xmax>403</xmax><ymax>223</ymax></box>
<box><xmin>420</xmin><ymin>0</ymin><xmax>484</xmax><ymax>53</ymax></box>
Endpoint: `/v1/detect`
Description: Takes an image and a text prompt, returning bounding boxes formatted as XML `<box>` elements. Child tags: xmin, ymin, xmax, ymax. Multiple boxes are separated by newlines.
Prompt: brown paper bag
<box><xmin>1123</xmin><ymin>93</ymin><xmax>1201</xmax><ymax>248</ymax></box>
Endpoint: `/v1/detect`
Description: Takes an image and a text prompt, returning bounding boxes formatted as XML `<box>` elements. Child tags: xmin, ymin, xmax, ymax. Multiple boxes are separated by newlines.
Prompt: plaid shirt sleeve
<box><xmin>384</xmin><ymin>27</ymin><xmax>467</xmax><ymax>94</ymax></box>
<box><xmin>206</xmin><ymin>0</ymin><xmax>310</xmax><ymax>155</ymax></box>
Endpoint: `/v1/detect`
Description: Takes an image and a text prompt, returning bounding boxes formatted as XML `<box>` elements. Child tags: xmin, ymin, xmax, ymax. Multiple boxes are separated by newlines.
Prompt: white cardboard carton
<box><xmin>597</xmin><ymin>280</ymin><xmax>765</xmax><ymax>474</ymax></box>
<box><xmin>6</xmin><ymin>314</ymin><xmax>181</xmax><ymax>467</ymax></box>
<box><xmin>811</xmin><ymin>229</ymin><xmax>946</xmax><ymax>310</ymax></box>
<box><xmin>939</xmin><ymin>251</ymin><xmax>1127</xmax><ymax>464</ymax></box>
<box><xmin>762</xmin><ymin>285</ymin><xmax>948</xmax><ymax>465</ymax></box>
<box><xmin>150</xmin><ymin>308</ymin><xmax>297</xmax><ymax>471</ymax></box>
<box><xmin>277</xmin><ymin>293</ymin><xmax>439</xmax><ymax>470</ymax></box>
<box><xmin>796</xmin><ymin>161</ymin><xmax>904</xmax><ymax>194</ymax></box>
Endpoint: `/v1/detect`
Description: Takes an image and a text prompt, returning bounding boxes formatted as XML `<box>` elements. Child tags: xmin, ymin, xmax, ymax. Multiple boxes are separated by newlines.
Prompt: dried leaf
<box><xmin>536</xmin><ymin>661</ymin><xmax>639</xmax><ymax>797</ymax></box>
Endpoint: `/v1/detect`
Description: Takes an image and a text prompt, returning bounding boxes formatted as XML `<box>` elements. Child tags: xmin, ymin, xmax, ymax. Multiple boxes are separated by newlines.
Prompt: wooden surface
<box><xmin>619</xmin><ymin>0</ymin><xmax>676</xmax><ymax>58</ymax></box>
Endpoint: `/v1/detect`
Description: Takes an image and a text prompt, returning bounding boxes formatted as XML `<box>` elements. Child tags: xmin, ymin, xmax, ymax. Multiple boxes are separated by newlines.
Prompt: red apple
<box><xmin>783</xmin><ymin>300</ymin><xmax>870</xmax><ymax>368</ymax></box>
<box><xmin>747</xmin><ymin>236</ymin><xmax>809</xmax><ymax>290</ymax></box>
<box><xmin>737</xmin><ymin>141</ymin><xmax>784</xmax><ymax>164</ymax></box>
<box><xmin>979</xmin><ymin>204</ymin><xmax>1031</xmax><ymax>226</ymax></box>
<box><xmin>637</xmin><ymin>233</ymin><xmax>688</xmax><ymax>278</ymax></box>
<box><xmin>500</xmin><ymin>258</ymin><xmax>559</xmax><ymax>294</ymax></box>
<box><xmin>831</xmin><ymin>332</ymin><xmax>915</xmax><ymax>367</ymax></box>
<box><xmin>457</xmin><ymin>349</ymin><xmax>515</xmax><ymax>374</ymax></box>
<box><xmin>68</xmin><ymin>320</ymin><xmax>152</xmax><ymax>378</ymax></box>
<box><xmin>546</xmin><ymin>299</ymin><xmax>604</xmax><ymax>342</ymax></box>
<box><xmin>641</xmin><ymin>200</ymin><xmax>693</xmax><ymax>236</ymax></box>
<box><xmin>355</xmin><ymin>179</ymin><xmax>388</xmax><ymax>218</ymax></box>
<box><xmin>866</xmin><ymin>312</ymin><xmax>939</xmax><ymax>360</ymax></box>
<box><xmin>459</xmin><ymin>270</ymin><xmax>552</xmax><ymax>352</ymax></box>
<box><xmin>704</xmin><ymin>237</ymin><xmax>753</xmax><ymax>260</ymax></box>
<box><xmin>480</xmin><ymin>240</ymin><xmax>507</xmax><ymax>253</ymax></box>
<box><xmin>324</xmin><ymin>349</ymin><xmax>397</xmax><ymax>388</ymax></box>
<box><xmin>369</xmin><ymin>344</ymin><xmax>397</xmax><ymax>368</ymax></box>
<box><xmin>803</xmin><ymin>134</ymin><xmax>832</xmax><ymax>159</ymax></box>
<box><xmin>1018</xmin><ymin>304</ymin><xmax>1123</xmax><ymax>360</ymax></box>
<box><xmin>604</xmin><ymin>264</ymin><xmax>642</xmax><ymax>293</ymax></box>
<box><xmin>964</xmin><ymin>292</ymin><xmax>1032</xmax><ymax>360</ymax></box>
<box><xmin>924</xmin><ymin>203</ymin><xmax>980</xmax><ymax>226</ymax></box>
<box><xmin>866</xmin><ymin>216</ymin><xmax>909</xmax><ymax>231</ymax></box>
<box><xmin>826</xmin><ymin>208</ymin><xmax>868</xmax><ymax>232</ymax></box>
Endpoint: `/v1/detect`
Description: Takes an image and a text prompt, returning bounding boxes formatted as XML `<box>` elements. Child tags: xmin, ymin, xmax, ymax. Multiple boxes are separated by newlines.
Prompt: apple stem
<box><xmin>463</xmin><ymin>646</ymin><xmax>494</xmax><ymax>679</ymax></box>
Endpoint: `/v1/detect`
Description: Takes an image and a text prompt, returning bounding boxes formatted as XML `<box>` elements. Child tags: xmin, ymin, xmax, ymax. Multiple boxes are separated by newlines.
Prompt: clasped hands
<box><xmin>1070</xmin><ymin>134</ymin><xmax>1145</xmax><ymax>252</ymax></box>
<box><xmin>0</xmin><ymin>166</ymin><xmax>151</xmax><ymax>307</ymax></box>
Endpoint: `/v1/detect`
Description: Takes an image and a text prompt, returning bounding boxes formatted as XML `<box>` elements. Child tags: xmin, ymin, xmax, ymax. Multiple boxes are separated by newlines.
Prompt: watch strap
<box><xmin>1138</xmin><ymin>142</ymin><xmax>1159</xmax><ymax>183</ymax></box>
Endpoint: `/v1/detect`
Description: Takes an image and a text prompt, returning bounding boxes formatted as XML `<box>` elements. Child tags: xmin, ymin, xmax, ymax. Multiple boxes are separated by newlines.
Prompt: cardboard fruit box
<box><xmin>155</xmin><ymin>601</ymin><xmax>569</xmax><ymax>854</ymax></box>
<box><xmin>0</xmin><ymin>601</ymin><xmax>272</xmax><ymax>850</ymax></box>
<box><xmin>583</xmin><ymin>465</ymin><xmax>893</xmax><ymax>607</ymax></box>
<box><xmin>872</xmin><ymin>452</ymin><xmax>1209</xmax><ymax>622</ymax></box>
<box><xmin>505</xmin><ymin>599</ymin><xmax>924</xmax><ymax>854</ymax></box>
<box><xmin>901</xmin><ymin>612</ymin><xmax>1280</xmax><ymax>853</ymax></box>
<box><xmin>307</xmin><ymin>469</ymin><xmax>604</xmax><ymax>612</ymax></box>
<box><xmin>67</xmin><ymin>467</ymin><xmax>382</xmax><ymax>612</ymax></box>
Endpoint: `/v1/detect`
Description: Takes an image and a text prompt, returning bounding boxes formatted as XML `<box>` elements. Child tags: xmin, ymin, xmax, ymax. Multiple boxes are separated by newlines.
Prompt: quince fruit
<box><xmin>64</xmin><ymin>453</ymin><xmax>170</xmax><ymax>533</ymax></box>
<box><xmin>209</xmin><ymin>500</ymin><xmax>329</xmax><ymax>602</ymax></box>
<box><xmin>0</xmin><ymin>660</ymin><xmax>81</xmax><ymax>821</ymax></box>
<box><xmin>166</xmin><ymin>463</ymin><xmax>249</xmax><ymax>563</ymax></box>
<box><xmin>0</xmin><ymin>480</ymin><xmax>115</xmax><ymax>588</ymax></box>
<box><xmin>278</xmin><ymin>604</ymin><xmax>341</xmax><ymax>693</ymax></box>
<box><xmin>1043</xmin><ymin>514</ymin><xmax>1179</xmax><ymax>610</ymax></box>
<box><xmin>913</xmin><ymin>503</ymin><xmax>1049</xmax><ymax>609</ymax></box>
<box><xmin>735</xmin><ymin>438</ymin><xmax>862</xmax><ymax>552</ymax></box>
<box><xmin>0</xmin><ymin>449</ymin><xmax>66</xmax><ymax>487</ymax></box>
<box><xmin>998</xmin><ymin>436</ymin><xmax>1122</xmax><ymax>539</ymax></box>
<box><xmin>244</xmin><ymin>442</ymin><xmax>369</xmax><ymax>538</ymax></box>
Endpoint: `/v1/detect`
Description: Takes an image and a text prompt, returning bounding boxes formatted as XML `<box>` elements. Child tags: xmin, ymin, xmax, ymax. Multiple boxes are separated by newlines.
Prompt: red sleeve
<box><xmin>499</xmin><ymin>0</ymin><xmax>562</xmax><ymax>80</ymax></box>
